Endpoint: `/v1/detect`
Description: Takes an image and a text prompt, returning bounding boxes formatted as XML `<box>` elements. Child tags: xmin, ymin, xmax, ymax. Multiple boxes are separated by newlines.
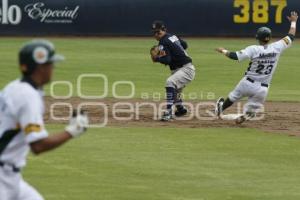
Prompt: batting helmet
<box><xmin>256</xmin><ymin>27</ymin><xmax>272</xmax><ymax>43</ymax></box>
<box><xmin>19</xmin><ymin>40</ymin><xmax>64</xmax><ymax>75</ymax></box>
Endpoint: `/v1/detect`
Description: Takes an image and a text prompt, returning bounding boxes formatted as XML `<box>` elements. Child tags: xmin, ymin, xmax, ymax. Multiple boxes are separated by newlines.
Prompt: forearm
<box><xmin>221</xmin><ymin>49</ymin><xmax>239</xmax><ymax>60</ymax></box>
<box><xmin>30</xmin><ymin>131</ymin><xmax>72</xmax><ymax>155</ymax></box>
<box><xmin>155</xmin><ymin>55</ymin><xmax>172</xmax><ymax>64</ymax></box>
<box><xmin>288</xmin><ymin>21</ymin><xmax>297</xmax><ymax>37</ymax></box>
<box><xmin>287</xmin><ymin>11</ymin><xmax>298</xmax><ymax>37</ymax></box>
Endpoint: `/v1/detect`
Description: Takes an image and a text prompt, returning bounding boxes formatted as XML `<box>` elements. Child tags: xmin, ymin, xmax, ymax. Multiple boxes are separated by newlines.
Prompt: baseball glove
<box><xmin>150</xmin><ymin>45</ymin><xmax>160</xmax><ymax>58</ymax></box>
<box><xmin>150</xmin><ymin>45</ymin><xmax>166</xmax><ymax>62</ymax></box>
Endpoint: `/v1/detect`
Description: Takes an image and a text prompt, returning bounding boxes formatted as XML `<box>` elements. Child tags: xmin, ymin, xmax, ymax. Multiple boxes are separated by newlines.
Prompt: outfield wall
<box><xmin>0</xmin><ymin>0</ymin><xmax>298</xmax><ymax>36</ymax></box>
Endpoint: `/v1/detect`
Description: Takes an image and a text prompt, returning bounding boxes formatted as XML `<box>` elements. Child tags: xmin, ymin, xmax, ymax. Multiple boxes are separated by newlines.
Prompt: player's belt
<box><xmin>246</xmin><ymin>78</ymin><xmax>269</xmax><ymax>88</ymax></box>
<box><xmin>0</xmin><ymin>161</ymin><xmax>20</xmax><ymax>173</ymax></box>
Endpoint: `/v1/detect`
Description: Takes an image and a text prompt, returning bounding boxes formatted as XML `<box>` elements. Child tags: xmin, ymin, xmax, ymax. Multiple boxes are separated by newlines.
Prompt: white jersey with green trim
<box><xmin>236</xmin><ymin>36</ymin><xmax>293</xmax><ymax>85</ymax></box>
<box><xmin>0</xmin><ymin>79</ymin><xmax>48</xmax><ymax>168</ymax></box>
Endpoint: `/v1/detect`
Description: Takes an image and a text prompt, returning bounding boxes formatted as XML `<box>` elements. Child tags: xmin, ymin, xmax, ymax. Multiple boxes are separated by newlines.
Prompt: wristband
<box><xmin>291</xmin><ymin>21</ymin><xmax>297</xmax><ymax>29</ymax></box>
<box><xmin>221</xmin><ymin>49</ymin><xmax>229</xmax><ymax>55</ymax></box>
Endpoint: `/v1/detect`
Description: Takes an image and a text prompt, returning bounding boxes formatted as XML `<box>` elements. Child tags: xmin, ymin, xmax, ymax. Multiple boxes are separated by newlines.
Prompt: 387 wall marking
<box><xmin>234</xmin><ymin>0</ymin><xmax>287</xmax><ymax>24</ymax></box>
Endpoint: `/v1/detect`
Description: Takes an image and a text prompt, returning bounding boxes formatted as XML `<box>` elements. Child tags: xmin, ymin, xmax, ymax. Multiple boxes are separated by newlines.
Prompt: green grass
<box><xmin>23</xmin><ymin>125</ymin><xmax>300</xmax><ymax>200</ymax></box>
<box><xmin>0</xmin><ymin>37</ymin><xmax>299</xmax><ymax>101</ymax></box>
<box><xmin>1</xmin><ymin>38</ymin><xmax>300</xmax><ymax>199</ymax></box>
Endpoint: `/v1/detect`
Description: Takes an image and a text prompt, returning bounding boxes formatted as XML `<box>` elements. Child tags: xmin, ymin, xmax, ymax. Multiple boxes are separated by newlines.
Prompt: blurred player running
<box><xmin>0</xmin><ymin>40</ymin><xmax>89</xmax><ymax>200</ymax></box>
<box><xmin>215</xmin><ymin>11</ymin><xmax>298</xmax><ymax>124</ymax></box>
<box><xmin>150</xmin><ymin>21</ymin><xmax>196</xmax><ymax>121</ymax></box>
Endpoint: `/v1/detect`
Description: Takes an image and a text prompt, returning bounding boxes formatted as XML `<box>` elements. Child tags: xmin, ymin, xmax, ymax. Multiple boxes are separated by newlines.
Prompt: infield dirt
<box><xmin>45</xmin><ymin>97</ymin><xmax>300</xmax><ymax>136</ymax></box>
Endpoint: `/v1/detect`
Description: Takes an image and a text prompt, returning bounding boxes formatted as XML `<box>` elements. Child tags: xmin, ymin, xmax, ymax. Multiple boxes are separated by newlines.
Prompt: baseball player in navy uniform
<box><xmin>150</xmin><ymin>21</ymin><xmax>196</xmax><ymax>121</ymax></box>
<box><xmin>0</xmin><ymin>40</ymin><xmax>89</xmax><ymax>200</ymax></box>
<box><xmin>215</xmin><ymin>11</ymin><xmax>298</xmax><ymax>124</ymax></box>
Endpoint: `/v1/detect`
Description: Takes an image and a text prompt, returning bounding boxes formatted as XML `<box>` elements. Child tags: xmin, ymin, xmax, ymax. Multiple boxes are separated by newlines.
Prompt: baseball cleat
<box><xmin>235</xmin><ymin>115</ymin><xmax>246</xmax><ymax>124</ymax></box>
<box><xmin>235</xmin><ymin>112</ymin><xmax>256</xmax><ymax>124</ymax></box>
<box><xmin>215</xmin><ymin>97</ymin><xmax>225</xmax><ymax>118</ymax></box>
<box><xmin>175</xmin><ymin>106</ymin><xmax>188</xmax><ymax>117</ymax></box>
<box><xmin>160</xmin><ymin>111</ymin><xmax>173</xmax><ymax>122</ymax></box>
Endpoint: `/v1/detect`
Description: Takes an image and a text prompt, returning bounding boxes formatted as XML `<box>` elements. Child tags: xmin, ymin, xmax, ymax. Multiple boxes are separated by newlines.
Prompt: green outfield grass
<box><xmin>23</xmin><ymin>125</ymin><xmax>300</xmax><ymax>200</ymax></box>
<box><xmin>0</xmin><ymin>37</ymin><xmax>299</xmax><ymax>101</ymax></box>
<box><xmin>1</xmin><ymin>38</ymin><xmax>300</xmax><ymax>200</ymax></box>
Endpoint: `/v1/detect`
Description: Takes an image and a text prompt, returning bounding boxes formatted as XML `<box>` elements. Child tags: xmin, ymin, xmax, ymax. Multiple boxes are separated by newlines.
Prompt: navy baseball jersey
<box><xmin>155</xmin><ymin>33</ymin><xmax>192</xmax><ymax>71</ymax></box>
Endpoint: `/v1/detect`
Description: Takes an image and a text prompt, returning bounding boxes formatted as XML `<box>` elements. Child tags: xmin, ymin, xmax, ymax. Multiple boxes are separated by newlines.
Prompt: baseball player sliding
<box><xmin>150</xmin><ymin>21</ymin><xmax>196</xmax><ymax>121</ymax></box>
<box><xmin>0</xmin><ymin>40</ymin><xmax>89</xmax><ymax>200</ymax></box>
<box><xmin>215</xmin><ymin>11</ymin><xmax>298</xmax><ymax>124</ymax></box>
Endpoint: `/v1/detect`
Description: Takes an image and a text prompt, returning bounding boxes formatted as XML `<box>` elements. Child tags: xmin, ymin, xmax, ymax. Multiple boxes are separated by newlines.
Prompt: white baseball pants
<box><xmin>229</xmin><ymin>77</ymin><xmax>269</xmax><ymax>113</ymax></box>
<box><xmin>0</xmin><ymin>167</ymin><xmax>44</xmax><ymax>200</ymax></box>
<box><xmin>165</xmin><ymin>63</ymin><xmax>196</xmax><ymax>89</ymax></box>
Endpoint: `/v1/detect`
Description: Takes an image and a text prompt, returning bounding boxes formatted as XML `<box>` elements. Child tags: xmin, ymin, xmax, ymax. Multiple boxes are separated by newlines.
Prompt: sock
<box><xmin>222</xmin><ymin>98</ymin><xmax>234</xmax><ymax>111</ymax></box>
<box><xmin>174</xmin><ymin>89</ymin><xmax>184</xmax><ymax>110</ymax></box>
<box><xmin>166</xmin><ymin>87</ymin><xmax>176</xmax><ymax>112</ymax></box>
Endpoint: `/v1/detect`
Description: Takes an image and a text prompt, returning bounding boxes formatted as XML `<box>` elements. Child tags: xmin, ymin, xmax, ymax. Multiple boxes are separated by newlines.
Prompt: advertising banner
<box><xmin>0</xmin><ymin>0</ymin><xmax>298</xmax><ymax>36</ymax></box>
